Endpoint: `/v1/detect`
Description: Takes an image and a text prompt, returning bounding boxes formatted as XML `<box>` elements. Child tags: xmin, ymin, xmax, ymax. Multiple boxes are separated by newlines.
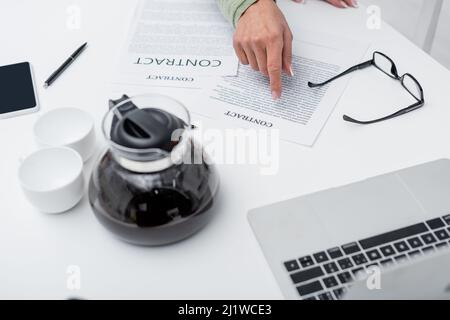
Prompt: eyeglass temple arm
<box><xmin>308</xmin><ymin>59</ymin><xmax>373</xmax><ymax>88</ymax></box>
<box><xmin>343</xmin><ymin>101</ymin><xmax>424</xmax><ymax>125</ymax></box>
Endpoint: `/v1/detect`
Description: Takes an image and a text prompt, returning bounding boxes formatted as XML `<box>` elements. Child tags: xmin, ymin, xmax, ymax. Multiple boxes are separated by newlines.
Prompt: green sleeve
<box><xmin>217</xmin><ymin>0</ymin><xmax>259</xmax><ymax>28</ymax></box>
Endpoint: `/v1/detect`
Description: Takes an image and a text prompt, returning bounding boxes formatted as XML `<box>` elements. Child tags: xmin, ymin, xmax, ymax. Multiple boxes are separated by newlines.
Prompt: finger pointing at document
<box><xmin>228</xmin><ymin>0</ymin><xmax>359</xmax><ymax>100</ymax></box>
<box><xmin>233</xmin><ymin>0</ymin><xmax>293</xmax><ymax>100</ymax></box>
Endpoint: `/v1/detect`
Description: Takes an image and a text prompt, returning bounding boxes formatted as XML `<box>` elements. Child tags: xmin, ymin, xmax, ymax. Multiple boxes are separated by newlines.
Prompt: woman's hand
<box><xmin>233</xmin><ymin>0</ymin><xmax>358</xmax><ymax>100</ymax></box>
<box><xmin>233</xmin><ymin>0</ymin><xmax>293</xmax><ymax>100</ymax></box>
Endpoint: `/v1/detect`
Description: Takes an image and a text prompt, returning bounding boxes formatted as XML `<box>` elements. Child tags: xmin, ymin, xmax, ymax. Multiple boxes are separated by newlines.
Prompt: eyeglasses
<box><xmin>308</xmin><ymin>51</ymin><xmax>425</xmax><ymax>125</ymax></box>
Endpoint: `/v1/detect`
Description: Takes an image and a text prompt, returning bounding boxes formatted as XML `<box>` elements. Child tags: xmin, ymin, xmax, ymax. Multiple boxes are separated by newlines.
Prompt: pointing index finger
<box><xmin>267</xmin><ymin>39</ymin><xmax>283</xmax><ymax>100</ymax></box>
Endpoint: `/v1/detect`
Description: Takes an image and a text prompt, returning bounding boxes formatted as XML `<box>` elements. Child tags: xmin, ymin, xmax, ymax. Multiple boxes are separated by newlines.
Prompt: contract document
<box><xmin>112</xmin><ymin>0</ymin><xmax>238</xmax><ymax>88</ymax></box>
<box><xmin>193</xmin><ymin>32</ymin><xmax>369</xmax><ymax>146</ymax></box>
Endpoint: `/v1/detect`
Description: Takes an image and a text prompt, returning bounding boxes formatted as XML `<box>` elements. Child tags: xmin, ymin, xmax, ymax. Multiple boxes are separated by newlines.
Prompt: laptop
<box><xmin>248</xmin><ymin>159</ymin><xmax>450</xmax><ymax>300</ymax></box>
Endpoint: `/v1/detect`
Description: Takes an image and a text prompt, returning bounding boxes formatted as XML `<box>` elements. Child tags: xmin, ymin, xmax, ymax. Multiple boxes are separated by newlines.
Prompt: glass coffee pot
<box><xmin>89</xmin><ymin>94</ymin><xmax>219</xmax><ymax>246</ymax></box>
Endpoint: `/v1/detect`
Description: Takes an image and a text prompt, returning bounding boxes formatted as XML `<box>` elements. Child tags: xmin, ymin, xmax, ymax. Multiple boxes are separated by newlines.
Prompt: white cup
<box><xmin>18</xmin><ymin>147</ymin><xmax>85</xmax><ymax>214</ymax></box>
<box><xmin>34</xmin><ymin>108</ymin><xmax>96</xmax><ymax>162</ymax></box>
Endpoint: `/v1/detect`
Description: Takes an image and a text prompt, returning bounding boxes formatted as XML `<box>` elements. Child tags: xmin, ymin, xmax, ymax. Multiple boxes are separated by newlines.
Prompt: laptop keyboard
<box><xmin>284</xmin><ymin>214</ymin><xmax>450</xmax><ymax>300</ymax></box>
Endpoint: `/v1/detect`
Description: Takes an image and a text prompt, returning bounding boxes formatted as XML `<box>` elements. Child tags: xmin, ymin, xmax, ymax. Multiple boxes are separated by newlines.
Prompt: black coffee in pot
<box><xmin>89</xmin><ymin>153</ymin><xmax>218</xmax><ymax>245</ymax></box>
<box><xmin>88</xmin><ymin>95</ymin><xmax>219</xmax><ymax>246</ymax></box>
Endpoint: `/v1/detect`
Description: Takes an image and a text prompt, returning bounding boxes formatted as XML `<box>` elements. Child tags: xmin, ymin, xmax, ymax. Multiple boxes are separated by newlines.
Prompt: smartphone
<box><xmin>0</xmin><ymin>62</ymin><xmax>39</xmax><ymax>119</ymax></box>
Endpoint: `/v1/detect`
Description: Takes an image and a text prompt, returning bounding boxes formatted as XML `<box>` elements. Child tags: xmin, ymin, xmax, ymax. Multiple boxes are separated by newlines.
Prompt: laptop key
<box><xmin>322</xmin><ymin>276</ymin><xmax>339</xmax><ymax>288</ymax></box>
<box><xmin>367</xmin><ymin>249</ymin><xmax>382</xmax><ymax>261</ymax></box>
<box><xmin>408</xmin><ymin>250</ymin><xmax>422</xmax><ymax>258</ymax></box>
<box><xmin>436</xmin><ymin>242</ymin><xmax>448</xmax><ymax>249</ymax></box>
<box><xmin>313</xmin><ymin>251</ymin><xmax>329</xmax><ymax>264</ymax></box>
<box><xmin>394</xmin><ymin>255</ymin><xmax>407</xmax><ymax>263</ymax></box>
<box><xmin>303</xmin><ymin>296</ymin><xmax>317</xmax><ymax>301</ymax></box>
<box><xmin>393</xmin><ymin>241</ymin><xmax>409</xmax><ymax>252</ymax></box>
<box><xmin>318</xmin><ymin>292</ymin><xmax>334</xmax><ymax>300</ymax></box>
<box><xmin>407</xmin><ymin>237</ymin><xmax>423</xmax><ymax>248</ymax></box>
<box><xmin>366</xmin><ymin>263</ymin><xmax>380</xmax><ymax>269</ymax></box>
<box><xmin>422</xmin><ymin>246</ymin><xmax>434</xmax><ymax>254</ymax></box>
<box><xmin>380</xmin><ymin>258</ymin><xmax>394</xmax><ymax>266</ymax></box>
<box><xmin>434</xmin><ymin>229</ymin><xmax>450</xmax><ymax>241</ymax></box>
<box><xmin>337</xmin><ymin>258</ymin><xmax>353</xmax><ymax>270</ymax></box>
<box><xmin>299</xmin><ymin>256</ymin><xmax>315</xmax><ymax>268</ymax></box>
<box><xmin>337</xmin><ymin>272</ymin><xmax>353</xmax><ymax>284</ymax></box>
<box><xmin>284</xmin><ymin>260</ymin><xmax>300</xmax><ymax>272</ymax></box>
<box><xmin>342</xmin><ymin>242</ymin><xmax>361</xmax><ymax>255</ymax></box>
<box><xmin>323</xmin><ymin>262</ymin><xmax>339</xmax><ymax>274</ymax></box>
<box><xmin>297</xmin><ymin>281</ymin><xmax>323</xmax><ymax>296</ymax></box>
<box><xmin>380</xmin><ymin>245</ymin><xmax>396</xmax><ymax>257</ymax></box>
<box><xmin>333</xmin><ymin>287</ymin><xmax>346</xmax><ymax>299</ymax></box>
<box><xmin>351</xmin><ymin>267</ymin><xmax>365</xmax><ymax>276</ymax></box>
<box><xmin>443</xmin><ymin>214</ymin><xmax>450</xmax><ymax>225</ymax></box>
<box><xmin>426</xmin><ymin>218</ymin><xmax>445</xmax><ymax>230</ymax></box>
<box><xmin>327</xmin><ymin>247</ymin><xmax>343</xmax><ymax>259</ymax></box>
<box><xmin>290</xmin><ymin>266</ymin><xmax>324</xmax><ymax>284</ymax></box>
<box><xmin>359</xmin><ymin>223</ymin><xmax>427</xmax><ymax>249</ymax></box>
<box><xmin>351</xmin><ymin>253</ymin><xmax>368</xmax><ymax>265</ymax></box>
<box><xmin>421</xmin><ymin>233</ymin><xmax>437</xmax><ymax>245</ymax></box>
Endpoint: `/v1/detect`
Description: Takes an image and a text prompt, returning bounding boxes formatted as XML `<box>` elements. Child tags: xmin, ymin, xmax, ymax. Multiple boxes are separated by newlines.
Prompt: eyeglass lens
<box><xmin>373</xmin><ymin>52</ymin><xmax>397</xmax><ymax>78</ymax></box>
<box><xmin>402</xmin><ymin>74</ymin><xmax>422</xmax><ymax>101</ymax></box>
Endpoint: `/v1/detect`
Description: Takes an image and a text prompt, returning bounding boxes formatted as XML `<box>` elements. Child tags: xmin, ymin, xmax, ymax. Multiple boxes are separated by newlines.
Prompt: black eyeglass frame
<box><xmin>308</xmin><ymin>51</ymin><xmax>425</xmax><ymax>125</ymax></box>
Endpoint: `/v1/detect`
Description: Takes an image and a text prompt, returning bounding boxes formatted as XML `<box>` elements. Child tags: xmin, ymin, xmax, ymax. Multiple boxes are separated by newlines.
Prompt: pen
<box><xmin>44</xmin><ymin>42</ymin><xmax>88</xmax><ymax>88</ymax></box>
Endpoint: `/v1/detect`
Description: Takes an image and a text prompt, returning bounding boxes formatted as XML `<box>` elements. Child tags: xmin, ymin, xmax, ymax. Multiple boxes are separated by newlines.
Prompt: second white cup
<box><xmin>18</xmin><ymin>147</ymin><xmax>85</xmax><ymax>214</ymax></box>
<box><xmin>34</xmin><ymin>108</ymin><xmax>96</xmax><ymax>162</ymax></box>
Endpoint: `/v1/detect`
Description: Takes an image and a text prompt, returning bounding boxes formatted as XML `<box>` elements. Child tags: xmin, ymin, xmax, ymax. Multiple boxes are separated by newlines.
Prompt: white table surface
<box><xmin>1</xmin><ymin>0</ymin><xmax>450</xmax><ymax>299</ymax></box>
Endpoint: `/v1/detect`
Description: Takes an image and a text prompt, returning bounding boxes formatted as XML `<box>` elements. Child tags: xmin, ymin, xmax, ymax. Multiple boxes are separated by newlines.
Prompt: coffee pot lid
<box><xmin>108</xmin><ymin>95</ymin><xmax>186</xmax><ymax>152</ymax></box>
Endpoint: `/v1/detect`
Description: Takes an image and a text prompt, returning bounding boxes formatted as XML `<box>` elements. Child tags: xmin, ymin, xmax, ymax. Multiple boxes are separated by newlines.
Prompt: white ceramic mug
<box><xmin>18</xmin><ymin>147</ymin><xmax>85</xmax><ymax>214</ymax></box>
<box><xmin>34</xmin><ymin>108</ymin><xmax>96</xmax><ymax>162</ymax></box>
